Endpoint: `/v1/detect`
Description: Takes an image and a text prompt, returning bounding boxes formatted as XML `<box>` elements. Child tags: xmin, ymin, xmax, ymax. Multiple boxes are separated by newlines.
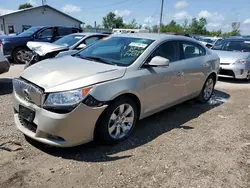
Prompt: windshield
<box><xmin>54</xmin><ymin>35</ymin><xmax>85</xmax><ymax>47</ymax></box>
<box><xmin>18</xmin><ymin>27</ymin><xmax>42</xmax><ymax>37</ymax></box>
<box><xmin>212</xmin><ymin>40</ymin><xmax>250</xmax><ymax>52</ymax></box>
<box><xmin>77</xmin><ymin>36</ymin><xmax>154</xmax><ymax>66</ymax></box>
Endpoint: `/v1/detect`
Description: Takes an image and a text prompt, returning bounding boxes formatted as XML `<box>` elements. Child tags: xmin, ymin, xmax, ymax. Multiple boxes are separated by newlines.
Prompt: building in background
<box><xmin>0</xmin><ymin>5</ymin><xmax>84</xmax><ymax>35</ymax></box>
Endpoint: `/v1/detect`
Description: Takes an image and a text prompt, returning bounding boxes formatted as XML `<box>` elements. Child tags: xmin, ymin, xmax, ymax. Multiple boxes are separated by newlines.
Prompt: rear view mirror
<box><xmin>148</xmin><ymin>56</ymin><xmax>170</xmax><ymax>67</ymax></box>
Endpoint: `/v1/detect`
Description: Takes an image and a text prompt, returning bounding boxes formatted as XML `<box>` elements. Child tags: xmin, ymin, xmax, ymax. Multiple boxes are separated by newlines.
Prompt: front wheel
<box><xmin>197</xmin><ymin>76</ymin><xmax>215</xmax><ymax>103</ymax></box>
<box><xmin>245</xmin><ymin>70</ymin><xmax>250</xmax><ymax>81</ymax></box>
<box><xmin>95</xmin><ymin>97</ymin><xmax>138</xmax><ymax>144</ymax></box>
<box><xmin>13</xmin><ymin>47</ymin><xmax>32</xmax><ymax>64</ymax></box>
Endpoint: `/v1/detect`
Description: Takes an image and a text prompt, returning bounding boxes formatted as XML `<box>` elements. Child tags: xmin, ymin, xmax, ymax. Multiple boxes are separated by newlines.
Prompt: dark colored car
<box><xmin>0</xmin><ymin>26</ymin><xmax>82</xmax><ymax>63</ymax></box>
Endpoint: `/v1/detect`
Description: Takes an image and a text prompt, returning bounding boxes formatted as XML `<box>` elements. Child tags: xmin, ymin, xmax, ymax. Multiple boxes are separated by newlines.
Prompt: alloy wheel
<box><xmin>16</xmin><ymin>49</ymin><xmax>32</xmax><ymax>63</ymax></box>
<box><xmin>108</xmin><ymin>104</ymin><xmax>135</xmax><ymax>140</ymax></box>
<box><xmin>203</xmin><ymin>78</ymin><xmax>214</xmax><ymax>100</ymax></box>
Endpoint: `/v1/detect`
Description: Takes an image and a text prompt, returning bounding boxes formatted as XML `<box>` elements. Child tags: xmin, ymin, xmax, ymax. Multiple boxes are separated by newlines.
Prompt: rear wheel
<box><xmin>95</xmin><ymin>97</ymin><xmax>138</xmax><ymax>144</ymax></box>
<box><xmin>197</xmin><ymin>76</ymin><xmax>215</xmax><ymax>103</ymax></box>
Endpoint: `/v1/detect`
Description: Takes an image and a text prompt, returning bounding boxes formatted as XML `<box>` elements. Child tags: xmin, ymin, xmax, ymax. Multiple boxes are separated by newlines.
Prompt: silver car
<box><xmin>12</xmin><ymin>34</ymin><xmax>220</xmax><ymax>147</ymax></box>
<box><xmin>212</xmin><ymin>38</ymin><xmax>250</xmax><ymax>80</ymax></box>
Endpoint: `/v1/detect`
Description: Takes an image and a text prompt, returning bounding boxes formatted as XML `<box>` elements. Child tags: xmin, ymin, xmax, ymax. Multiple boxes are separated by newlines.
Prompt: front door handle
<box><xmin>177</xmin><ymin>71</ymin><xmax>184</xmax><ymax>76</ymax></box>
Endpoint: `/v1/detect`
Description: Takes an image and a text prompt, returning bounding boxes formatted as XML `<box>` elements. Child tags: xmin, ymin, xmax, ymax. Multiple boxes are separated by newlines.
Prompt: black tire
<box><xmin>13</xmin><ymin>47</ymin><xmax>30</xmax><ymax>64</ymax></box>
<box><xmin>197</xmin><ymin>76</ymin><xmax>215</xmax><ymax>103</ymax></box>
<box><xmin>245</xmin><ymin>70</ymin><xmax>250</xmax><ymax>82</ymax></box>
<box><xmin>95</xmin><ymin>97</ymin><xmax>139</xmax><ymax>145</ymax></box>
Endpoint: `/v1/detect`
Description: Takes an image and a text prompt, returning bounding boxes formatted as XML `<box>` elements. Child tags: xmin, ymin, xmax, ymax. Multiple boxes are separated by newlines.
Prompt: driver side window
<box><xmin>37</xmin><ymin>28</ymin><xmax>54</xmax><ymax>38</ymax></box>
<box><xmin>75</xmin><ymin>36</ymin><xmax>101</xmax><ymax>49</ymax></box>
<box><xmin>147</xmin><ymin>41</ymin><xmax>180</xmax><ymax>63</ymax></box>
<box><xmin>84</xmin><ymin>36</ymin><xmax>100</xmax><ymax>46</ymax></box>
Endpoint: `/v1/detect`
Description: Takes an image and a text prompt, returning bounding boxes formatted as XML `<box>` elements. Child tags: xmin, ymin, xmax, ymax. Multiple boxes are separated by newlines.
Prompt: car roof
<box><xmin>110</xmin><ymin>33</ymin><xmax>197</xmax><ymax>42</ymax></box>
<box><xmin>224</xmin><ymin>37</ymin><xmax>250</xmax><ymax>41</ymax></box>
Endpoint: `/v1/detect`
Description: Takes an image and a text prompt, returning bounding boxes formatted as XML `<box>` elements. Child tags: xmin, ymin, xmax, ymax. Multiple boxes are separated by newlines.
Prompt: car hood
<box><xmin>212</xmin><ymin>50</ymin><xmax>250</xmax><ymax>64</ymax></box>
<box><xmin>27</xmin><ymin>41</ymin><xmax>69</xmax><ymax>56</ymax></box>
<box><xmin>21</xmin><ymin>55</ymin><xmax>126</xmax><ymax>92</ymax></box>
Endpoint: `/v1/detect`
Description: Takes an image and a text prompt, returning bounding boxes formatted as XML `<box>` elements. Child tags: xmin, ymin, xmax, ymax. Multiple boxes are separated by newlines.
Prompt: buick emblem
<box><xmin>23</xmin><ymin>88</ymin><xmax>31</xmax><ymax>101</ymax></box>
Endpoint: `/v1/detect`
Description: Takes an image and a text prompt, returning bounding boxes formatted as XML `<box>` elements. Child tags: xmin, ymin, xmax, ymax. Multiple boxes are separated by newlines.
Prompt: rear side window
<box><xmin>181</xmin><ymin>41</ymin><xmax>206</xmax><ymax>59</ymax></box>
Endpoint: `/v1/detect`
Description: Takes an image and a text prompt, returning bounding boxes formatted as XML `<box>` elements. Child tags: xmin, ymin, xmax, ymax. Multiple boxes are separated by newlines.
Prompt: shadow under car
<box><xmin>25</xmin><ymin>89</ymin><xmax>230</xmax><ymax>162</ymax></box>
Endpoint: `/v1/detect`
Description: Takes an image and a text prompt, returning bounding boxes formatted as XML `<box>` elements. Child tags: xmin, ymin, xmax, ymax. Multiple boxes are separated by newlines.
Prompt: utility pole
<box><xmin>42</xmin><ymin>0</ymin><xmax>47</xmax><ymax>5</ymax></box>
<box><xmin>158</xmin><ymin>0</ymin><xmax>164</xmax><ymax>34</ymax></box>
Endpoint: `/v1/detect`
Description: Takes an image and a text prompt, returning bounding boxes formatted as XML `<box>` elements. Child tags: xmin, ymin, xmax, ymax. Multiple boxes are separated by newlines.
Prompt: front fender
<box><xmin>91</xmin><ymin>77</ymin><xmax>143</xmax><ymax>117</ymax></box>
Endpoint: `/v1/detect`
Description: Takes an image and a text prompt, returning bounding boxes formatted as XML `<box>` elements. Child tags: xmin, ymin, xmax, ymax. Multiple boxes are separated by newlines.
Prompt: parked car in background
<box><xmin>172</xmin><ymin>33</ymin><xmax>192</xmax><ymax>38</ymax></box>
<box><xmin>213</xmin><ymin>37</ymin><xmax>223</xmax><ymax>47</ymax></box>
<box><xmin>212</xmin><ymin>38</ymin><xmax>250</xmax><ymax>80</ymax></box>
<box><xmin>12</xmin><ymin>33</ymin><xmax>219</xmax><ymax>147</ymax></box>
<box><xmin>0</xmin><ymin>26</ymin><xmax>82</xmax><ymax>64</ymax></box>
<box><xmin>193</xmin><ymin>36</ymin><xmax>222</xmax><ymax>48</ymax></box>
<box><xmin>25</xmin><ymin>33</ymin><xmax>108</xmax><ymax>68</ymax></box>
<box><xmin>197</xmin><ymin>37</ymin><xmax>218</xmax><ymax>48</ymax></box>
<box><xmin>0</xmin><ymin>54</ymin><xmax>10</xmax><ymax>74</ymax></box>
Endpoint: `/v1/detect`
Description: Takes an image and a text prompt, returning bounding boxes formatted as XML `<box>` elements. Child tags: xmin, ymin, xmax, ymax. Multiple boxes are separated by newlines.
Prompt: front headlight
<box><xmin>234</xmin><ymin>59</ymin><xmax>249</xmax><ymax>64</ymax></box>
<box><xmin>43</xmin><ymin>87</ymin><xmax>92</xmax><ymax>107</ymax></box>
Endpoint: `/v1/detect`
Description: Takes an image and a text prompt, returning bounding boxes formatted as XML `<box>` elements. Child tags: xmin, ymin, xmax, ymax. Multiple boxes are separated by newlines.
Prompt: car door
<box><xmin>35</xmin><ymin>27</ymin><xmax>55</xmax><ymax>42</ymax></box>
<box><xmin>179</xmin><ymin>41</ymin><xmax>209</xmax><ymax>98</ymax></box>
<box><xmin>139</xmin><ymin>41</ymin><xmax>186</xmax><ymax>115</ymax></box>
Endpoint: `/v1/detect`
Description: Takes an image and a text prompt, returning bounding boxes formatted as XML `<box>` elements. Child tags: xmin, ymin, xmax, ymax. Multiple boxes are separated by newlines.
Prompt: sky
<box><xmin>1</xmin><ymin>0</ymin><xmax>250</xmax><ymax>34</ymax></box>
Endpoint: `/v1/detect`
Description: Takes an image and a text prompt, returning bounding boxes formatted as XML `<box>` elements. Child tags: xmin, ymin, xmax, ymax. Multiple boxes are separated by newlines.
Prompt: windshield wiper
<box><xmin>84</xmin><ymin>56</ymin><xmax>117</xmax><ymax>65</ymax></box>
<box><xmin>73</xmin><ymin>54</ymin><xmax>117</xmax><ymax>65</ymax></box>
<box><xmin>74</xmin><ymin>53</ymin><xmax>88</xmax><ymax>59</ymax></box>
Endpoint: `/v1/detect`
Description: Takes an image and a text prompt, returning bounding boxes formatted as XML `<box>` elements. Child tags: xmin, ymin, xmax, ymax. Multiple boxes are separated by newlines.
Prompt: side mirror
<box><xmin>148</xmin><ymin>56</ymin><xmax>170</xmax><ymax>67</ymax></box>
<box><xmin>77</xmin><ymin>43</ymin><xmax>87</xmax><ymax>49</ymax></box>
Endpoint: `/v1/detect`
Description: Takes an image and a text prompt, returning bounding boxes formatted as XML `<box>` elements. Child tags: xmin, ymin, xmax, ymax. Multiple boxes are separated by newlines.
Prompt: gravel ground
<box><xmin>0</xmin><ymin>65</ymin><xmax>250</xmax><ymax>188</ymax></box>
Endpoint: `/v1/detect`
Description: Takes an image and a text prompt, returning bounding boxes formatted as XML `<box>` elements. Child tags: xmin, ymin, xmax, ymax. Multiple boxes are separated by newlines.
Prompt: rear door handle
<box><xmin>177</xmin><ymin>71</ymin><xmax>184</xmax><ymax>76</ymax></box>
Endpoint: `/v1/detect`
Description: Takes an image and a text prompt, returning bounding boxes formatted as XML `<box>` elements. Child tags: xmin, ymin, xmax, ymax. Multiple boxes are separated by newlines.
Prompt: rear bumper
<box><xmin>219</xmin><ymin>64</ymin><xmax>250</xmax><ymax>79</ymax></box>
